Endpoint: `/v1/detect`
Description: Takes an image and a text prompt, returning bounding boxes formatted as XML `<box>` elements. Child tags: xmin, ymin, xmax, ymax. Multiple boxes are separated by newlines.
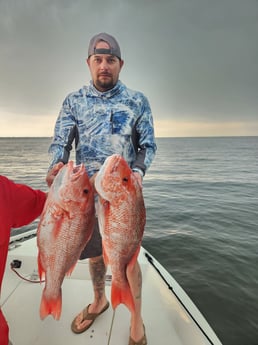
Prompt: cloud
<box><xmin>0</xmin><ymin>0</ymin><xmax>257</xmax><ymax>136</ymax></box>
<box><xmin>155</xmin><ymin>119</ymin><xmax>258</xmax><ymax>137</ymax></box>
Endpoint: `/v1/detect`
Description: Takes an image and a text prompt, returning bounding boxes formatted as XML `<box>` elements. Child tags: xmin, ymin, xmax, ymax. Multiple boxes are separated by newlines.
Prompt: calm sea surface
<box><xmin>1</xmin><ymin>136</ymin><xmax>258</xmax><ymax>345</ymax></box>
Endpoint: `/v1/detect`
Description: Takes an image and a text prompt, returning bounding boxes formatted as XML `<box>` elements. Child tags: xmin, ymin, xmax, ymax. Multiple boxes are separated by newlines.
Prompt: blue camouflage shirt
<box><xmin>48</xmin><ymin>80</ymin><xmax>157</xmax><ymax>177</ymax></box>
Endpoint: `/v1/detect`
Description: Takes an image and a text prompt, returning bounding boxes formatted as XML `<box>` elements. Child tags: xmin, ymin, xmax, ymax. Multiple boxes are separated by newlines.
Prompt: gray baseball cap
<box><xmin>88</xmin><ymin>32</ymin><xmax>121</xmax><ymax>59</ymax></box>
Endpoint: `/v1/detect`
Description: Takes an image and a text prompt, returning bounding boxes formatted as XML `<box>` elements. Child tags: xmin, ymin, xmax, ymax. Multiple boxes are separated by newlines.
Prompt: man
<box><xmin>46</xmin><ymin>32</ymin><xmax>156</xmax><ymax>345</ymax></box>
<box><xmin>0</xmin><ymin>176</ymin><xmax>47</xmax><ymax>345</ymax></box>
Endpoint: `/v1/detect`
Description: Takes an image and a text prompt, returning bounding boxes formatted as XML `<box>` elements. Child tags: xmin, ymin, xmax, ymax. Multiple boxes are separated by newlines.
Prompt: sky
<box><xmin>0</xmin><ymin>0</ymin><xmax>258</xmax><ymax>138</ymax></box>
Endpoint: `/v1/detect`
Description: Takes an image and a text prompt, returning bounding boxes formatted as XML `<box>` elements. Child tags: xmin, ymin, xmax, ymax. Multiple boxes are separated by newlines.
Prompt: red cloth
<box><xmin>0</xmin><ymin>176</ymin><xmax>46</xmax><ymax>345</ymax></box>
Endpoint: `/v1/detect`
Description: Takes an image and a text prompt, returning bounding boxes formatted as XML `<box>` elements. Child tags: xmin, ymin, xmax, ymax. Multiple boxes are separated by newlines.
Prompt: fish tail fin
<box><xmin>110</xmin><ymin>247</ymin><xmax>141</xmax><ymax>313</ymax></box>
<box><xmin>40</xmin><ymin>288</ymin><xmax>62</xmax><ymax>320</ymax></box>
<box><xmin>111</xmin><ymin>281</ymin><xmax>135</xmax><ymax>313</ymax></box>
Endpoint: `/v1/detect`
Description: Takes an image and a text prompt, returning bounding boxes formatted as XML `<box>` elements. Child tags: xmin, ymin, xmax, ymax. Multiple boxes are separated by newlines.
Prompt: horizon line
<box><xmin>0</xmin><ymin>135</ymin><xmax>257</xmax><ymax>139</ymax></box>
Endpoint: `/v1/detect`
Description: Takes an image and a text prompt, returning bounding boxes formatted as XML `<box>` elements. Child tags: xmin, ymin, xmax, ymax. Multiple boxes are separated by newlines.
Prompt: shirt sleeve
<box><xmin>131</xmin><ymin>94</ymin><xmax>157</xmax><ymax>174</ymax></box>
<box><xmin>48</xmin><ymin>95</ymin><xmax>78</xmax><ymax>170</ymax></box>
<box><xmin>10</xmin><ymin>181</ymin><xmax>47</xmax><ymax>228</ymax></box>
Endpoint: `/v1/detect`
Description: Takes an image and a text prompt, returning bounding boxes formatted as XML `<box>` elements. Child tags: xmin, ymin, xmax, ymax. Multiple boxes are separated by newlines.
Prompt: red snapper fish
<box><xmin>37</xmin><ymin>161</ymin><xmax>95</xmax><ymax>320</ymax></box>
<box><xmin>95</xmin><ymin>154</ymin><xmax>146</xmax><ymax>312</ymax></box>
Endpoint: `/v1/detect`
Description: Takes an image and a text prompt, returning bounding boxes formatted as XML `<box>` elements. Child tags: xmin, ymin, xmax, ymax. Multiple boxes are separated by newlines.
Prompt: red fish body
<box><xmin>37</xmin><ymin>161</ymin><xmax>95</xmax><ymax>320</ymax></box>
<box><xmin>95</xmin><ymin>154</ymin><xmax>146</xmax><ymax>312</ymax></box>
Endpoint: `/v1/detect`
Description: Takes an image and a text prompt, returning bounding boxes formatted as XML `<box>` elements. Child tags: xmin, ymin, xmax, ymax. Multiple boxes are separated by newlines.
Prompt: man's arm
<box><xmin>48</xmin><ymin>96</ymin><xmax>78</xmax><ymax>170</ymax></box>
<box><xmin>4</xmin><ymin>178</ymin><xmax>47</xmax><ymax>228</ymax></box>
<box><xmin>131</xmin><ymin>95</ymin><xmax>157</xmax><ymax>176</ymax></box>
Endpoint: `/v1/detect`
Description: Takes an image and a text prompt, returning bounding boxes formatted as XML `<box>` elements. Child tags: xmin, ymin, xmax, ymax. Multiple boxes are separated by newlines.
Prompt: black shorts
<box><xmin>79</xmin><ymin>218</ymin><xmax>102</xmax><ymax>259</ymax></box>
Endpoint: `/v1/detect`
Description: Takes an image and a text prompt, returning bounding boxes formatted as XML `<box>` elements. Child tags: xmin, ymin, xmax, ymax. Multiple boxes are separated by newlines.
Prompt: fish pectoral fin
<box><xmin>102</xmin><ymin>245</ymin><xmax>109</xmax><ymax>266</ymax></box>
<box><xmin>48</xmin><ymin>203</ymin><xmax>64</xmax><ymax>219</ymax></box>
<box><xmin>52</xmin><ymin>216</ymin><xmax>67</xmax><ymax>238</ymax></box>
<box><xmin>37</xmin><ymin>255</ymin><xmax>45</xmax><ymax>281</ymax></box>
<box><xmin>66</xmin><ymin>262</ymin><xmax>77</xmax><ymax>276</ymax></box>
<box><xmin>127</xmin><ymin>245</ymin><xmax>141</xmax><ymax>270</ymax></box>
<box><xmin>53</xmin><ymin>208</ymin><xmax>64</xmax><ymax>217</ymax></box>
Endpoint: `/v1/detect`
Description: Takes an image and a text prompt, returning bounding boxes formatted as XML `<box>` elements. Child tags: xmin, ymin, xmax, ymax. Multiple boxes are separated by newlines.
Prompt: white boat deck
<box><xmin>1</xmin><ymin>236</ymin><xmax>222</xmax><ymax>345</ymax></box>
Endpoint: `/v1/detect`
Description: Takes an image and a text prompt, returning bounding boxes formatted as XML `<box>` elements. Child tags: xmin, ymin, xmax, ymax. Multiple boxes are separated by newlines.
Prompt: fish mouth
<box><xmin>95</xmin><ymin>154</ymin><xmax>124</xmax><ymax>200</ymax></box>
<box><xmin>73</xmin><ymin>165</ymin><xmax>82</xmax><ymax>174</ymax></box>
<box><xmin>105</xmin><ymin>154</ymin><xmax>121</xmax><ymax>171</ymax></box>
<box><xmin>72</xmin><ymin>164</ymin><xmax>84</xmax><ymax>180</ymax></box>
<box><xmin>67</xmin><ymin>161</ymin><xmax>85</xmax><ymax>181</ymax></box>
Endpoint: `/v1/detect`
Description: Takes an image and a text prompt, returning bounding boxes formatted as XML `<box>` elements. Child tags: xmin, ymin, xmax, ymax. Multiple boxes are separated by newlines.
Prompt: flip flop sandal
<box><xmin>71</xmin><ymin>301</ymin><xmax>110</xmax><ymax>334</ymax></box>
<box><xmin>128</xmin><ymin>325</ymin><xmax>147</xmax><ymax>345</ymax></box>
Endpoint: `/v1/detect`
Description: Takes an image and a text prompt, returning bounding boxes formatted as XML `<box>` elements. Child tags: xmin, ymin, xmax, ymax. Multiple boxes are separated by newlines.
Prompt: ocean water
<box><xmin>1</xmin><ymin>136</ymin><xmax>258</xmax><ymax>345</ymax></box>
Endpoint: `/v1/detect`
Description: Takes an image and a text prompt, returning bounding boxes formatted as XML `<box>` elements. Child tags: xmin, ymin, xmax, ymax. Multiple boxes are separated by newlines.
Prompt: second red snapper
<box><xmin>37</xmin><ymin>161</ymin><xmax>95</xmax><ymax>320</ymax></box>
<box><xmin>95</xmin><ymin>154</ymin><xmax>146</xmax><ymax>312</ymax></box>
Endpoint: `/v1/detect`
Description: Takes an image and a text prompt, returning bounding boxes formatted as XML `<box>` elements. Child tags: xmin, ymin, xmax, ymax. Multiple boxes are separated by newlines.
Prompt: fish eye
<box><xmin>123</xmin><ymin>177</ymin><xmax>128</xmax><ymax>182</ymax></box>
<box><xmin>83</xmin><ymin>189</ymin><xmax>89</xmax><ymax>194</ymax></box>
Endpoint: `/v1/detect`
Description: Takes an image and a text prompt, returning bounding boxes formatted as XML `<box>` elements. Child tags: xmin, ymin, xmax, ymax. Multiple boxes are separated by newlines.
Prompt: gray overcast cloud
<box><xmin>0</xmin><ymin>0</ymin><xmax>257</xmax><ymax>136</ymax></box>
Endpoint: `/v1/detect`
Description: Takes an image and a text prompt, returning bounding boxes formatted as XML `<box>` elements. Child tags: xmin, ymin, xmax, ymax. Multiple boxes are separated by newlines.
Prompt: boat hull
<box><xmin>1</xmin><ymin>234</ymin><xmax>222</xmax><ymax>345</ymax></box>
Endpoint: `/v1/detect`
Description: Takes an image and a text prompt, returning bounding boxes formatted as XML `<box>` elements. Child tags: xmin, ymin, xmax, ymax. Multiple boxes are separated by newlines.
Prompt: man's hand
<box><xmin>133</xmin><ymin>172</ymin><xmax>143</xmax><ymax>189</ymax></box>
<box><xmin>46</xmin><ymin>162</ymin><xmax>64</xmax><ymax>187</ymax></box>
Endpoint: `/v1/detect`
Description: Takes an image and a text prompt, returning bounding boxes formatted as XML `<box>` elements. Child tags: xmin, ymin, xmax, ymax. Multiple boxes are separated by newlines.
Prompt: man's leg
<box><xmin>126</xmin><ymin>261</ymin><xmax>146</xmax><ymax>343</ymax></box>
<box><xmin>71</xmin><ymin>255</ymin><xmax>109</xmax><ymax>332</ymax></box>
<box><xmin>71</xmin><ymin>220</ymin><xmax>109</xmax><ymax>333</ymax></box>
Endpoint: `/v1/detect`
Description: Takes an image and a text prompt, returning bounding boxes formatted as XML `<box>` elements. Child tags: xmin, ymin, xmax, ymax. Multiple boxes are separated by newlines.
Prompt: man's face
<box><xmin>87</xmin><ymin>41</ymin><xmax>124</xmax><ymax>92</ymax></box>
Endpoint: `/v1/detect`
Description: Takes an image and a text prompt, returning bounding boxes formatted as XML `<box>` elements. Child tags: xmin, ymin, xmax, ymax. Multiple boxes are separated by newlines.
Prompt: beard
<box><xmin>94</xmin><ymin>75</ymin><xmax>116</xmax><ymax>91</ymax></box>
